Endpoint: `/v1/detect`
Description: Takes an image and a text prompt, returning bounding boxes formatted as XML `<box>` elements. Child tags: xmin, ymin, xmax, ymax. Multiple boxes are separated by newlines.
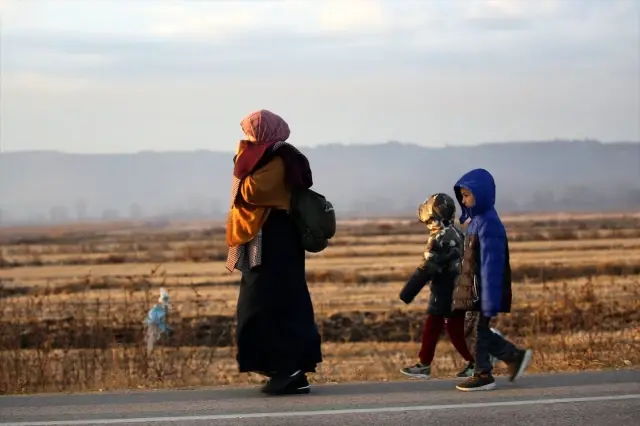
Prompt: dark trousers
<box><xmin>419</xmin><ymin>311</ymin><xmax>474</xmax><ymax>365</ymax></box>
<box><xmin>475</xmin><ymin>315</ymin><xmax>522</xmax><ymax>375</ymax></box>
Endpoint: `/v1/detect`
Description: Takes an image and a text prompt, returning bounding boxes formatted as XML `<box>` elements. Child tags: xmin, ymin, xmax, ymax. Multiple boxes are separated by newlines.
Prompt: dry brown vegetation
<box><xmin>1</xmin><ymin>212</ymin><xmax>639</xmax><ymax>394</ymax></box>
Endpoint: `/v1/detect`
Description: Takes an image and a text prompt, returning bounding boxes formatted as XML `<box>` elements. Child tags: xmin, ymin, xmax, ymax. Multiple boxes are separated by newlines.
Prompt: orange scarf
<box><xmin>226</xmin><ymin>154</ymin><xmax>291</xmax><ymax>247</ymax></box>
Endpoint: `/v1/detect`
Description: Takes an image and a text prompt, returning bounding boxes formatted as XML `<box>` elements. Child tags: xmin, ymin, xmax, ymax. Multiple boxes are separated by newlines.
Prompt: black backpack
<box><xmin>290</xmin><ymin>187</ymin><xmax>336</xmax><ymax>253</ymax></box>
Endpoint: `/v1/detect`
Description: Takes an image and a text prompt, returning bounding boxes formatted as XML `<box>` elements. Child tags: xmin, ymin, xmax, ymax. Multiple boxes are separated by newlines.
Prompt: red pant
<box><xmin>419</xmin><ymin>312</ymin><xmax>473</xmax><ymax>365</ymax></box>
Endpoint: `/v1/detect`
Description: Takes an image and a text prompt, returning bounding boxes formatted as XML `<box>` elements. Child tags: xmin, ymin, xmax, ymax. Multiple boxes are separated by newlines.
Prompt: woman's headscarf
<box><xmin>233</xmin><ymin>110</ymin><xmax>292</xmax><ymax>181</ymax></box>
<box><xmin>241</xmin><ymin>109</ymin><xmax>290</xmax><ymax>144</ymax></box>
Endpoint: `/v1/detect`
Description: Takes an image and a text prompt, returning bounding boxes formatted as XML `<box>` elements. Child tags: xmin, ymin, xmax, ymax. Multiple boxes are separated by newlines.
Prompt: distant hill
<box><xmin>1</xmin><ymin>140</ymin><xmax>639</xmax><ymax>225</ymax></box>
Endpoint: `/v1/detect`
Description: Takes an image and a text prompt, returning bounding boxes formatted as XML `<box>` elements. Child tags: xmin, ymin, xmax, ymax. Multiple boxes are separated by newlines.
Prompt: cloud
<box><xmin>3</xmin><ymin>0</ymin><xmax>636</xmax><ymax>84</ymax></box>
<box><xmin>315</xmin><ymin>0</ymin><xmax>391</xmax><ymax>34</ymax></box>
<box><xmin>4</xmin><ymin>0</ymin><xmax>637</xmax><ymax>42</ymax></box>
<box><xmin>2</xmin><ymin>72</ymin><xmax>101</xmax><ymax>94</ymax></box>
<box><xmin>130</xmin><ymin>0</ymin><xmax>410</xmax><ymax>39</ymax></box>
<box><xmin>465</xmin><ymin>0</ymin><xmax>562</xmax><ymax>20</ymax></box>
<box><xmin>1</xmin><ymin>0</ymin><xmax>638</xmax><ymax>152</ymax></box>
<box><xmin>145</xmin><ymin>1</ymin><xmax>283</xmax><ymax>40</ymax></box>
<box><xmin>0</xmin><ymin>0</ymin><xmax>15</xmax><ymax>12</ymax></box>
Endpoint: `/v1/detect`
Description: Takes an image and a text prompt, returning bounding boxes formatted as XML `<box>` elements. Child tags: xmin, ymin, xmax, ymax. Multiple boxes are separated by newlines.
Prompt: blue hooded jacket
<box><xmin>454</xmin><ymin>168</ymin><xmax>508</xmax><ymax>317</ymax></box>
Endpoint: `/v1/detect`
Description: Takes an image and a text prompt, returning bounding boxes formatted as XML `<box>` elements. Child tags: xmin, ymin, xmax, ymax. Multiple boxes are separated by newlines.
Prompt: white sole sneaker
<box><xmin>512</xmin><ymin>349</ymin><xmax>533</xmax><ymax>382</ymax></box>
<box><xmin>456</xmin><ymin>381</ymin><xmax>497</xmax><ymax>391</ymax></box>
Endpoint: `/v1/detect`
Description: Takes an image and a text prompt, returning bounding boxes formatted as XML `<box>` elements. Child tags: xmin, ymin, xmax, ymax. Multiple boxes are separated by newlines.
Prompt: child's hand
<box><xmin>399</xmin><ymin>291</ymin><xmax>413</xmax><ymax>305</ymax></box>
<box><xmin>399</xmin><ymin>266</ymin><xmax>430</xmax><ymax>305</ymax></box>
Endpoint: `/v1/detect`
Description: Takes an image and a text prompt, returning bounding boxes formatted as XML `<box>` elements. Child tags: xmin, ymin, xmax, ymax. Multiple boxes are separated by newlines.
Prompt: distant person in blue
<box><xmin>451</xmin><ymin>168</ymin><xmax>533</xmax><ymax>391</ymax></box>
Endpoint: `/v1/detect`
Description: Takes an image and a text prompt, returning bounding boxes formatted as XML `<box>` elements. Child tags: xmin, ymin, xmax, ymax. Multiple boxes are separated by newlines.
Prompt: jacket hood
<box><xmin>454</xmin><ymin>168</ymin><xmax>496</xmax><ymax>223</ymax></box>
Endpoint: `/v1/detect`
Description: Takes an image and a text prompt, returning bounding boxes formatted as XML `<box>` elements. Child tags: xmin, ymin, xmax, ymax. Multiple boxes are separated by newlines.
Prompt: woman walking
<box><xmin>226</xmin><ymin>109</ymin><xmax>322</xmax><ymax>396</ymax></box>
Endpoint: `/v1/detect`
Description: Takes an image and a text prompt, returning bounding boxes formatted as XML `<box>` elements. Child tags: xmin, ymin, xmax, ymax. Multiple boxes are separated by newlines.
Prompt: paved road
<box><xmin>1</xmin><ymin>370</ymin><xmax>639</xmax><ymax>426</ymax></box>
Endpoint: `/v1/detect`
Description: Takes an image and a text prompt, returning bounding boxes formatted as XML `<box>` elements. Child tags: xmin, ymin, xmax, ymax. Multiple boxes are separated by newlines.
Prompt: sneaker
<box><xmin>456</xmin><ymin>361</ymin><xmax>475</xmax><ymax>378</ymax></box>
<box><xmin>261</xmin><ymin>370</ymin><xmax>310</xmax><ymax>396</ymax></box>
<box><xmin>277</xmin><ymin>373</ymin><xmax>310</xmax><ymax>395</ymax></box>
<box><xmin>507</xmin><ymin>349</ymin><xmax>533</xmax><ymax>382</ymax></box>
<box><xmin>456</xmin><ymin>373</ymin><xmax>496</xmax><ymax>391</ymax></box>
<box><xmin>400</xmin><ymin>363</ymin><xmax>431</xmax><ymax>379</ymax></box>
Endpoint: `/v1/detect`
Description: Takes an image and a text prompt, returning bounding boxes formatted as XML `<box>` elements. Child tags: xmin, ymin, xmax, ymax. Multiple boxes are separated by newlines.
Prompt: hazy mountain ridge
<box><xmin>1</xmin><ymin>140</ymin><xmax>639</xmax><ymax>225</ymax></box>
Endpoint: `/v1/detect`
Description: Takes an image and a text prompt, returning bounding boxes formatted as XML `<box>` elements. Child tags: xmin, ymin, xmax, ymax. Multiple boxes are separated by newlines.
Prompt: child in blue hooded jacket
<box><xmin>451</xmin><ymin>168</ymin><xmax>533</xmax><ymax>391</ymax></box>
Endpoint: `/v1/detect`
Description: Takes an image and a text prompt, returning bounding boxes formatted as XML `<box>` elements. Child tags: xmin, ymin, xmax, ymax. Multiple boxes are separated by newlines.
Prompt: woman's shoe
<box><xmin>261</xmin><ymin>370</ymin><xmax>310</xmax><ymax>395</ymax></box>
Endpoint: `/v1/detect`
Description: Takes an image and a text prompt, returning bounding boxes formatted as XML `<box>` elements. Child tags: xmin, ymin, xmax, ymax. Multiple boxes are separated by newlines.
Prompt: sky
<box><xmin>0</xmin><ymin>0</ymin><xmax>638</xmax><ymax>154</ymax></box>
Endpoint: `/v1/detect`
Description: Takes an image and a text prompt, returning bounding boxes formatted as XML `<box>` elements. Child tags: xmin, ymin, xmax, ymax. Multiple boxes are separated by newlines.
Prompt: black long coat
<box><xmin>235</xmin><ymin>209</ymin><xmax>323</xmax><ymax>375</ymax></box>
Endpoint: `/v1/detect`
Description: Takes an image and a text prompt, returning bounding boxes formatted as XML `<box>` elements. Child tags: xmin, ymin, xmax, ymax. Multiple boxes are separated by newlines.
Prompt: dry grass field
<box><xmin>1</xmin><ymin>213</ymin><xmax>639</xmax><ymax>394</ymax></box>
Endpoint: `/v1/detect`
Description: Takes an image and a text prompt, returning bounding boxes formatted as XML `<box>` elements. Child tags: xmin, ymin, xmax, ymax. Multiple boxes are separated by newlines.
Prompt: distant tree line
<box><xmin>1</xmin><ymin>187</ymin><xmax>639</xmax><ymax>227</ymax></box>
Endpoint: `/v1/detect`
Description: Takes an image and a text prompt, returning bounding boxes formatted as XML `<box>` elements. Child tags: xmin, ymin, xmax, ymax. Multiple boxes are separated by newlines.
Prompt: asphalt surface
<box><xmin>1</xmin><ymin>370</ymin><xmax>639</xmax><ymax>426</ymax></box>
